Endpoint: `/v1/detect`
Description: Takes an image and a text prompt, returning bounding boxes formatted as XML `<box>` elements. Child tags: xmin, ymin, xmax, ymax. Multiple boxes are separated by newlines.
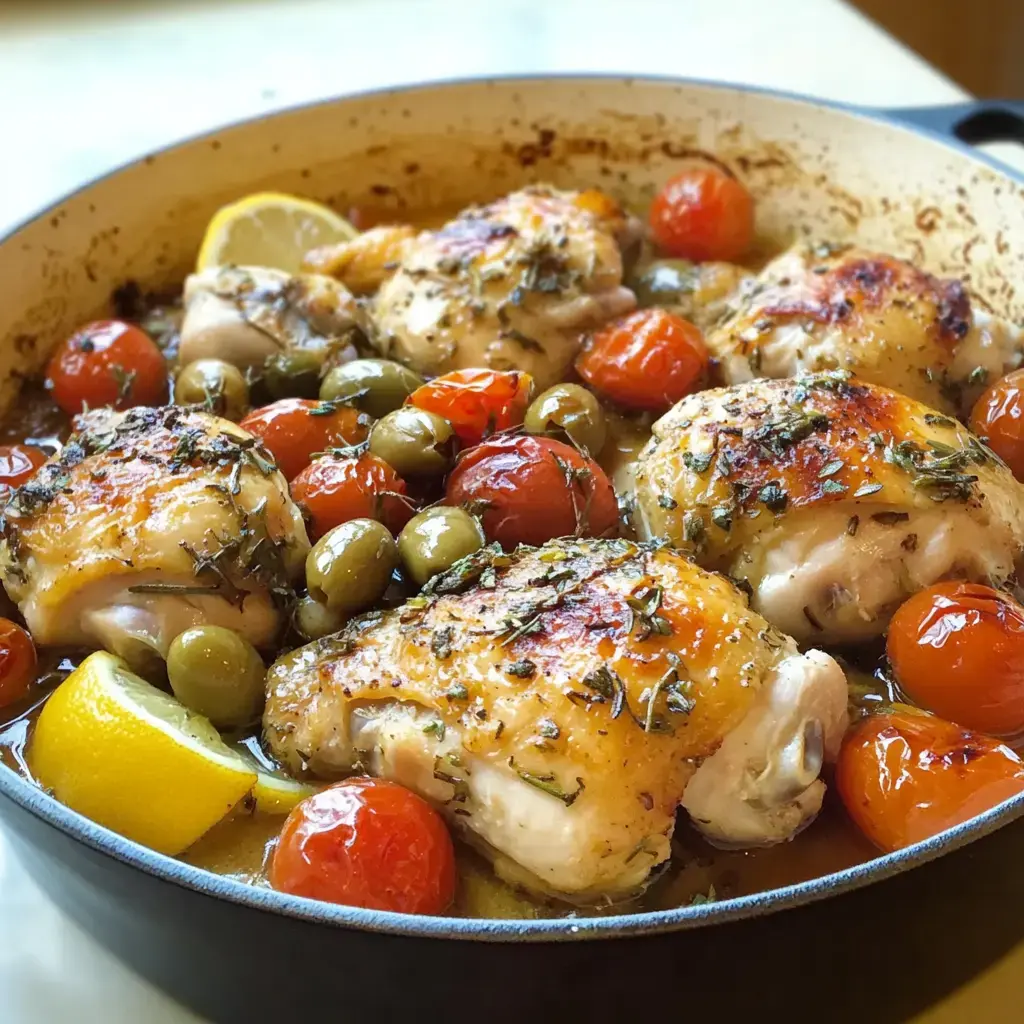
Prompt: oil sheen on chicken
<box><xmin>634</xmin><ymin>372</ymin><xmax>1024</xmax><ymax>644</ymax></box>
<box><xmin>701</xmin><ymin>244</ymin><xmax>1024</xmax><ymax>416</ymax></box>
<box><xmin>304</xmin><ymin>185</ymin><xmax>639</xmax><ymax>389</ymax></box>
<box><xmin>264</xmin><ymin>538</ymin><xmax>847</xmax><ymax>902</ymax></box>
<box><xmin>0</xmin><ymin>406</ymin><xmax>309</xmax><ymax>669</ymax></box>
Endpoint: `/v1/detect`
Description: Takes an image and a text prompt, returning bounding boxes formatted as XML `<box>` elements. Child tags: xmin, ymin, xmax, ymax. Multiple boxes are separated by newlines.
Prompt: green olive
<box><xmin>398</xmin><ymin>507</ymin><xmax>485</xmax><ymax>587</ymax></box>
<box><xmin>174</xmin><ymin>359</ymin><xmax>249</xmax><ymax>420</ymax></box>
<box><xmin>320</xmin><ymin>359</ymin><xmax>425</xmax><ymax>418</ymax></box>
<box><xmin>262</xmin><ymin>348</ymin><xmax>326</xmax><ymax>399</ymax></box>
<box><xmin>166</xmin><ymin>626</ymin><xmax>266</xmax><ymax>728</ymax></box>
<box><xmin>294</xmin><ymin>593</ymin><xmax>348</xmax><ymax>640</ymax></box>
<box><xmin>524</xmin><ymin>383</ymin><xmax>607</xmax><ymax>456</ymax></box>
<box><xmin>631</xmin><ymin>259</ymin><xmax>699</xmax><ymax>308</ymax></box>
<box><xmin>368</xmin><ymin>407</ymin><xmax>455</xmax><ymax>478</ymax></box>
<box><xmin>306</xmin><ymin>518</ymin><xmax>399</xmax><ymax>613</ymax></box>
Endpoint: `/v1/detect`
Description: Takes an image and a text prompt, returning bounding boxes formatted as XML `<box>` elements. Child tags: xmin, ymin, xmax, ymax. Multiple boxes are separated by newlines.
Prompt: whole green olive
<box><xmin>398</xmin><ymin>506</ymin><xmax>485</xmax><ymax>587</ymax></box>
<box><xmin>368</xmin><ymin>407</ymin><xmax>455</xmax><ymax>478</ymax></box>
<box><xmin>262</xmin><ymin>348</ymin><xmax>326</xmax><ymax>399</ymax></box>
<box><xmin>174</xmin><ymin>359</ymin><xmax>249</xmax><ymax>420</ymax></box>
<box><xmin>524</xmin><ymin>382</ymin><xmax>607</xmax><ymax>456</ymax></box>
<box><xmin>631</xmin><ymin>259</ymin><xmax>699</xmax><ymax>308</ymax></box>
<box><xmin>166</xmin><ymin>626</ymin><xmax>266</xmax><ymax>728</ymax></box>
<box><xmin>320</xmin><ymin>359</ymin><xmax>425</xmax><ymax>418</ymax></box>
<box><xmin>306</xmin><ymin>518</ymin><xmax>399</xmax><ymax>613</ymax></box>
<box><xmin>294</xmin><ymin>593</ymin><xmax>348</xmax><ymax>641</ymax></box>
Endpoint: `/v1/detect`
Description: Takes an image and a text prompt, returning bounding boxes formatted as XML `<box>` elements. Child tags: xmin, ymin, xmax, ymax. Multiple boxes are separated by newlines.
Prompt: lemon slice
<box><xmin>196</xmin><ymin>191</ymin><xmax>358</xmax><ymax>273</ymax></box>
<box><xmin>30</xmin><ymin>652</ymin><xmax>257</xmax><ymax>856</ymax></box>
<box><xmin>251</xmin><ymin>769</ymin><xmax>318</xmax><ymax>816</ymax></box>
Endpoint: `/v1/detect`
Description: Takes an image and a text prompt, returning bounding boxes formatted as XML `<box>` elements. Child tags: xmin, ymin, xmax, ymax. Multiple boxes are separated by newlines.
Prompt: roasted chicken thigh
<box><xmin>264</xmin><ymin>538</ymin><xmax>847</xmax><ymax>901</ymax></box>
<box><xmin>701</xmin><ymin>245</ymin><xmax>1024</xmax><ymax>416</ymax></box>
<box><xmin>0</xmin><ymin>406</ymin><xmax>309</xmax><ymax>667</ymax></box>
<box><xmin>634</xmin><ymin>373</ymin><xmax>1024</xmax><ymax>644</ymax></box>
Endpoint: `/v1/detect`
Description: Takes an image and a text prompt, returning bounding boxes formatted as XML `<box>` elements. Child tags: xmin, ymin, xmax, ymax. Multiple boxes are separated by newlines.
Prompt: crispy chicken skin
<box><xmin>179</xmin><ymin>265</ymin><xmax>361</xmax><ymax>371</ymax></box>
<box><xmin>307</xmin><ymin>185</ymin><xmax>638</xmax><ymax>389</ymax></box>
<box><xmin>704</xmin><ymin>245</ymin><xmax>1024</xmax><ymax>415</ymax></box>
<box><xmin>264</xmin><ymin>538</ymin><xmax>847</xmax><ymax>901</ymax></box>
<box><xmin>634</xmin><ymin>373</ymin><xmax>1024</xmax><ymax>644</ymax></box>
<box><xmin>0</xmin><ymin>407</ymin><xmax>309</xmax><ymax>666</ymax></box>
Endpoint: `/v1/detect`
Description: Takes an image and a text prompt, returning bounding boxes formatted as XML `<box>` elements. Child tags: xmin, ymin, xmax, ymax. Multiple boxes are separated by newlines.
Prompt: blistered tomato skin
<box><xmin>270</xmin><ymin>778</ymin><xmax>456</xmax><ymax>915</ymax></box>
<box><xmin>887</xmin><ymin>582</ymin><xmax>1024</xmax><ymax>737</ymax></box>
<box><xmin>0</xmin><ymin>619</ymin><xmax>38</xmax><ymax>708</ymax></box>
<box><xmin>0</xmin><ymin>445</ymin><xmax>46</xmax><ymax>490</ymax></box>
<box><xmin>444</xmin><ymin>433</ymin><xmax>618</xmax><ymax>548</ymax></box>
<box><xmin>47</xmin><ymin>320</ymin><xmax>167</xmax><ymax>415</ymax></box>
<box><xmin>406</xmin><ymin>369</ymin><xmax>533</xmax><ymax>446</ymax></box>
<box><xmin>291</xmin><ymin>453</ymin><xmax>413</xmax><ymax>540</ymax></box>
<box><xmin>836</xmin><ymin>710</ymin><xmax>1024</xmax><ymax>852</ymax></box>
<box><xmin>970</xmin><ymin>368</ymin><xmax>1024</xmax><ymax>480</ymax></box>
<box><xmin>648</xmin><ymin>166</ymin><xmax>754</xmax><ymax>263</ymax></box>
<box><xmin>239</xmin><ymin>398</ymin><xmax>369</xmax><ymax>480</ymax></box>
<box><xmin>575</xmin><ymin>309</ymin><xmax>708</xmax><ymax>413</ymax></box>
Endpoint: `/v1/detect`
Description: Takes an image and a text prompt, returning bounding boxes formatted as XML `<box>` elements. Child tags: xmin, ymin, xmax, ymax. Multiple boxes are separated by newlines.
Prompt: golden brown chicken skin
<box><xmin>704</xmin><ymin>245</ymin><xmax>1023</xmax><ymax>415</ymax></box>
<box><xmin>634</xmin><ymin>372</ymin><xmax>1024</xmax><ymax>643</ymax></box>
<box><xmin>0</xmin><ymin>406</ymin><xmax>309</xmax><ymax>666</ymax></box>
<box><xmin>265</xmin><ymin>538</ymin><xmax>847</xmax><ymax>901</ymax></box>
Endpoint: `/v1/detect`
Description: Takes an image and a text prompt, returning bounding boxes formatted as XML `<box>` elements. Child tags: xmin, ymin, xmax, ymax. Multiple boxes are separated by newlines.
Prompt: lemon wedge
<box><xmin>30</xmin><ymin>652</ymin><xmax>257</xmax><ymax>856</ymax></box>
<box><xmin>251</xmin><ymin>769</ymin><xmax>318</xmax><ymax>816</ymax></box>
<box><xmin>196</xmin><ymin>191</ymin><xmax>357</xmax><ymax>273</ymax></box>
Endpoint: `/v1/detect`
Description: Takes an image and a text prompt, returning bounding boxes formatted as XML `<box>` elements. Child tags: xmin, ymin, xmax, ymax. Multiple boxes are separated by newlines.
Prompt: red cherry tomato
<box><xmin>836</xmin><ymin>710</ymin><xmax>1024</xmax><ymax>852</ymax></box>
<box><xmin>887</xmin><ymin>582</ymin><xmax>1024</xmax><ymax>737</ymax></box>
<box><xmin>575</xmin><ymin>309</ymin><xmax>708</xmax><ymax>413</ymax></box>
<box><xmin>969</xmin><ymin>368</ymin><xmax>1024</xmax><ymax>480</ymax></box>
<box><xmin>47</xmin><ymin>320</ymin><xmax>167</xmax><ymax>416</ymax></box>
<box><xmin>239</xmin><ymin>399</ymin><xmax>369</xmax><ymax>480</ymax></box>
<box><xmin>649</xmin><ymin>165</ymin><xmax>754</xmax><ymax>262</ymax></box>
<box><xmin>0</xmin><ymin>445</ymin><xmax>46</xmax><ymax>489</ymax></box>
<box><xmin>0</xmin><ymin>619</ymin><xmax>37</xmax><ymax>708</ymax></box>
<box><xmin>291</xmin><ymin>453</ymin><xmax>413</xmax><ymax>540</ymax></box>
<box><xmin>270</xmin><ymin>778</ymin><xmax>456</xmax><ymax>915</ymax></box>
<box><xmin>406</xmin><ymin>369</ymin><xmax>533</xmax><ymax>447</ymax></box>
<box><xmin>444</xmin><ymin>433</ymin><xmax>618</xmax><ymax>548</ymax></box>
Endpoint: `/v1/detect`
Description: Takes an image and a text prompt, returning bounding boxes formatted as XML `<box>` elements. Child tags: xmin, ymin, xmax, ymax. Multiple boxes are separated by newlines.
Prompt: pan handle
<box><xmin>883</xmin><ymin>101</ymin><xmax>1024</xmax><ymax>145</ymax></box>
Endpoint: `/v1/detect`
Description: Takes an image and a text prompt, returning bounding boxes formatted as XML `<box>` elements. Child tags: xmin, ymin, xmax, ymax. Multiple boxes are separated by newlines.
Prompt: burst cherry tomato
<box><xmin>970</xmin><ymin>368</ymin><xmax>1024</xmax><ymax>480</ymax></box>
<box><xmin>444</xmin><ymin>433</ymin><xmax>618</xmax><ymax>548</ymax></box>
<box><xmin>575</xmin><ymin>309</ymin><xmax>708</xmax><ymax>413</ymax></box>
<box><xmin>291</xmin><ymin>453</ymin><xmax>413</xmax><ymax>540</ymax></box>
<box><xmin>270</xmin><ymin>778</ymin><xmax>456</xmax><ymax>915</ymax></box>
<box><xmin>0</xmin><ymin>445</ymin><xmax>46</xmax><ymax>490</ymax></box>
<box><xmin>649</xmin><ymin>165</ymin><xmax>754</xmax><ymax>262</ymax></box>
<box><xmin>836</xmin><ymin>710</ymin><xmax>1024</xmax><ymax>852</ymax></box>
<box><xmin>47</xmin><ymin>320</ymin><xmax>167</xmax><ymax>416</ymax></box>
<box><xmin>887</xmin><ymin>582</ymin><xmax>1024</xmax><ymax>737</ymax></box>
<box><xmin>0</xmin><ymin>619</ymin><xmax>37</xmax><ymax>708</ymax></box>
<box><xmin>239</xmin><ymin>399</ymin><xmax>369</xmax><ymax>480</ymax></box>
<box><xmin>406</xmin><ymin>369</ymin><xmax>533</xmax><ymax>446</ymax></box>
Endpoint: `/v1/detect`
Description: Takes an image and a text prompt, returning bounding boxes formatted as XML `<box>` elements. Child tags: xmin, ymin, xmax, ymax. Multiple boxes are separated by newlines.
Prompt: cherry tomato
<box><xmin>47</xmin><ymin>320</ymin><xmax>167</xmax><ymax>416</ymax></box>
<box><xmin>406</xmin><ymin>369</ymin><xmax>533</xmax><ymax>446</ymax></box>
<box><xmin>270</xmin><ymin>778</ymin><xmax>456</xmax><ymax>915</ymax></box>
<box><xmin>887</xmin><ymin>582</ymin><xmax>1024</xmax><ymax>737</ymax></box>
<box><xmin>836</xmin><ymin>710</ymin><xmax>1024</xmax><ymax>852</ymax></box>
<box><xmin>290</xmin><ymin>453</ymin><xmax>413</xmax><ymax>540</ymax></box>
<box><xmin>0</xmin><ymin>445</ymin><xmax>46</xmax><ymax>490</ymax></box>
<box><xmin>239</xmin><ymin>399</ymin><xmax>369</xmax><ymax>480</ymax></box>
<box><xmin>649</xmin><ymin>165</ymin><xmax>754</xmax><ymax>262</ymax></box>
<box><xmin>444</xmin><ymin>433</ymin><xmax>618</xmax><ymax>548</ymax></box>
<box><xmin>0</xmin><ymin>619</ymin><xmax>37</xmax><ymax>708</ymax></box>
<box><xmin>575</xmin><ymin>309</ymin><xmax>708</xmax><ymax>413</ymax></box>
<box><xmin>969</xmin><ymin>368</ymin><xmax>1024</xmax><ymax>480</ymax></box>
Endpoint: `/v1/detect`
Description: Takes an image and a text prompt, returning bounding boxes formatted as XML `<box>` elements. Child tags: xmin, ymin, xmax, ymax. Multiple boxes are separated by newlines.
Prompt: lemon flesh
<box><xmin>251</xmin><ymin>770</ymin><xmax>318</xmax><ymax>816</ymax></box>
<box><xmin>30</xmin><ymin>652</ymin><xmax>257</xmax><ymax>856</ymax></box>
<box><xmin>196</xmin><ymin>191</ymin><xmax>357</xmax><ymax>274</ymax></box>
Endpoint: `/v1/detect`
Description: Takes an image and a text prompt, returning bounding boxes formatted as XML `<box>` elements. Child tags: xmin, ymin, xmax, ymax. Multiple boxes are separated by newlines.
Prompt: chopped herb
<box><xmin>749</xmin><ymin>406</ymin><xmax>829</xmax><ymax>455</ymax></box>
<box><xmin>508</xmin><ymin>757</ymin><xmax>584</xmax><ymax>806</ymax></box>
<box><xmin>682</xmin><ymin>511</ymin><xmax>706</xmax><ymax>547</ymax></box>
<box><xmin>967</xmin><ymin>366</ymin><xmax>989</xmax><ymax>386</ymax></box>
<box><xmin>505</xmin><ymin>659</ymin><xmax>536</xmax><ymax>679</ymax></box>
<box><xmin>431</xmin><ymin>625</ymin><xmax>455</xmax><ymax>659</ymax></box>
<box><xmin>884</xmin><ymin>438</ymin><xmax>980</xmax><ymax>502</ymax></box>
<box><xmin>626</xmin><ymin>586</ymin><xmax>673</xmax><ymax>640</ymax></box>
<box><xmin>689</xmin><ymin>884</ymin><xmax>718</xmax><ymax>906</ymax></box>
<box><xmin>758</xmin><ymin>481</ymin><xmax>788</xmax><ymax>513</ymax></box>
<box><xmin>820</xmin><ymin>478</ymin><xmax>847</xmax><ymax>495</ymax></box>
<box><xmin>924</xmin><ymin>413</ymin><xmax>957</xmax><ymax>428</ymax></box>
<box><xmin>537</xmin><ymin>718</ymin><xmax>560</xmax><ymax>740</ymax></box>
<box><xmin>818</xmin><ymin>459</ymin><xmax>845</xmax><ymax>478</ymax></box>
<box><xmin>853</xmin><ymin>482</ymin><xmax>883</xmax><ymax>497</ymax></box>
<box><xmin>682</xmin><ymin>451</ymin><xmax>713</xmax><ymax>474</ymax></box>
<box><xmin>422</xmin><ymin>719</ymin><xmax>446</xmax><ymax>741</ymax></box>
<box><xmin>658</xmin><ymin>493</ymin><xmax>678</xmax><ymax>510</ymax></box>
<box><xmin>423</xmin><ymin>543</ymin><xmax>508</xmax><ymax>596</ymax></box>
<box><xmin>710</xmin><ymin>506</ymin><xmax>733</xmax><ymax>532</ymax></box>
<box><xmin>444</xmin><ymin>682</ymin><xmax>469</xmax><ymax>701</ymax></box>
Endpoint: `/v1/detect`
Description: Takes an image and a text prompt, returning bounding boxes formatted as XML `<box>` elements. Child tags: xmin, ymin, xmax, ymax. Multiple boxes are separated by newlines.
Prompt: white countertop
<box><xmin>0</xmin><ymin>1</ymin><xmax>1019</xmax><ymax>1021</ymax></box>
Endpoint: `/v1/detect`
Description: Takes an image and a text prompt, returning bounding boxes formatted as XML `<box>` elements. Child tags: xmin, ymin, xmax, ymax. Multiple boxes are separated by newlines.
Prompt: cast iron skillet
<box><xmin>1</xmin><ymin>77</ymin><xmax>1024</xmax><ymax>1023</ymax></box>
